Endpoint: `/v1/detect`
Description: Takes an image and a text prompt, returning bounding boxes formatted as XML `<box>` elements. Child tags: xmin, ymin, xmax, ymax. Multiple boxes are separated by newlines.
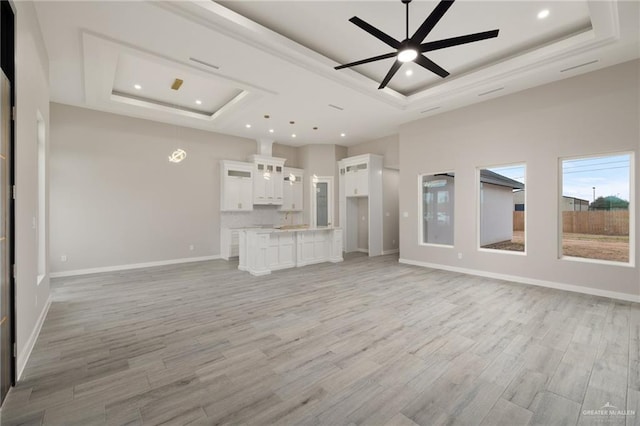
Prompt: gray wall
<box><xmin>348</xmin><ymin>134</ymin><xmax>399</xmax><ymax>169</ymax></box>
<box><xmin>297</xmin><ymin>144</ymin><xmax>345</xmax><ymax>227</ymax></box>
<box><xmin>399</xmin><ymin>59</ymin><xmax>640</xmax><ymax>297</ymax></box>
<box><xmin>49</xmin><ymin>103</ymin><xmax>256</xmax><ymax>273</ymax></box>
<box><xmin>14</xmin><ymin>0</ymin><xmax>52</xmax><ymax>377</ymax></box>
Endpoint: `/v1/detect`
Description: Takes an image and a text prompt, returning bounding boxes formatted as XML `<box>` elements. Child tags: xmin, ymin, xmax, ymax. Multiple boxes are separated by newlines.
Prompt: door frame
<box><xmin>1</xmin><ymin>0</ymin><xmax>16</xmax><ymax>401</ymax></box>
<box><xmin>310</xmin><ymin>176</ymin><xmax>333</xmax><ymax>228</ymax></box>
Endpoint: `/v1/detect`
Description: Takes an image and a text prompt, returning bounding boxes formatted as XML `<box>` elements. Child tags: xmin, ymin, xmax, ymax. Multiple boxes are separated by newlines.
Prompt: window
<box><xmin>421</xmin><ymin>173</ymin><xmax>454</xmax><ymax>245</ymax></box>
<box><xmin>479</xmin><ymin>164</ymin><xmax>526</xmax><ymax>253</ymax></box>
<box><xmin>560</xmin><ymin>153</ymin><xmax>633</xmax><ymax>264</ymax></box>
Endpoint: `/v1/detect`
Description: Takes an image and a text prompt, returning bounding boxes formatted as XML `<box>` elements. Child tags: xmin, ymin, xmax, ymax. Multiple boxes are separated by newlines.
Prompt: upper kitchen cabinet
<box><xmin>220</xmin><ymin>160</ymin><xmax>254</xmax><ymax>212</ymax></box>
<box><xmin>249</xmin><ymin>155</ymin><xmax>286</xmax><ymax>205</ymax></box>
<box><xmin>280</xmin><ymin>167</ymin><xmax>304</xmax><ymax>211</ymax></box>
<box><xmin>344</xmin><ymin>162</ymin><xmax>370</xmax><ymax>197</ymax></box>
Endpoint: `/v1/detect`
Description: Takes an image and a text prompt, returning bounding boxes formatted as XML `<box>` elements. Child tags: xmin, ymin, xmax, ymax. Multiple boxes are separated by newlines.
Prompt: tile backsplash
<box><xmin>220</xmin><ymin>206</ymin><xmax>304</xmax><ymax>229</ymax></box>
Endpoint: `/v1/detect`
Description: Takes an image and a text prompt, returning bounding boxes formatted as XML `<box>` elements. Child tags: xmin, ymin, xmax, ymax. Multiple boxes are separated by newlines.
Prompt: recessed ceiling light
<box><xmin>134</xmin><ymin>84</ymin><xmax>142</xmax><ymax>90</ymax></box>
<box><xmin>195</xmin><ymin>100</ymin><xmax>202</xmax><ymax>105</ymax></box>
<box><xmin>269</xmin><ymin>129</ymin><xmax>274</xmax><ymax>133</ymax></box>
<box><xmin>245</xmin><ymin>124</ymin><xmax>251</xmax><ymax>128</ymax></box>
<box><xmin>313</xmin><ymin>127</ymin><xmax>318</xmax><ymax>130</ymax></box>
<box><xmin>290</xmin><ymin>121</ymin><xmax>295</xmax><ymax>125</ymax></box>
<box><xmin>340</xmin><ymin>133</ymin><xmax>346</xmax><ymax>137</ymax></box>
<box><xmin>292</xmin><ymin>134</ymin><xmax>297</xmax><ymax>138</ymax></box>
<box><xmin>264</xmin><ymin>114</ymin><xmax>270</xmax><ymax>119</ymax></box>
<box><xmin>537</xmin><ymin>9</ymin><xmax>550</xmax><ymax>19</ymax></box>
<box><xmin>405</xmin><ymin>69</ymin><xmax>413</xmax><ymax>77</ymax></box>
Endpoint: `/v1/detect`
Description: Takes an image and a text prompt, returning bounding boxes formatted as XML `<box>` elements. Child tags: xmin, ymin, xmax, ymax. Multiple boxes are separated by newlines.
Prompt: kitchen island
<box><xmin>238</xmin><ymin>227</ymin><xmax>343</xmax><ymax>276</ymax></box>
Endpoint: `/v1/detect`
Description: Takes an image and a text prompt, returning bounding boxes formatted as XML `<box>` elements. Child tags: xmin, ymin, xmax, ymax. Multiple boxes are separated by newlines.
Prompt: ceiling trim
<box><xmin>154</xmin><ymin>0</ymin><xmax>621</xmax><ymax>114</ymax></box>
<box><xmin>81</xmin><ymin>30</ymin><xmax>275</xmax><ymax>128</ymax></box>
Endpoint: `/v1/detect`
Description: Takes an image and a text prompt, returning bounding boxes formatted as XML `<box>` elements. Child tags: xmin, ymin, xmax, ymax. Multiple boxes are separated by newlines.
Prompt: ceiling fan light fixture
<box><xmin>398</xmin><ymin>48</ymin><xmax>418</xmax><ymax>63</ymax></box>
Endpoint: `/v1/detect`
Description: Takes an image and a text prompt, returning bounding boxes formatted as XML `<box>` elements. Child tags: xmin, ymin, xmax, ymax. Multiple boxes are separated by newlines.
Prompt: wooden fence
<box><xmin>512</xmin><ymin>211</ymin><xmax>629</xmax><ymax>235</ymax></box>
<box><xmin>513</xmin><ymin>211</ymin><xmax>525</xmax><ymax>231</ymax></box>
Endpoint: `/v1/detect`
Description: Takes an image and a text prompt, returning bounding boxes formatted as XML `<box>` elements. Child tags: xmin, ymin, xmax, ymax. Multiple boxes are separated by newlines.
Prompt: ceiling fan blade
<box><xmin>420</xmin><ymin>29</ymin><xmax>499</xmax><ymax>52</ymax></box>
<box><xmin>410</xmin><ymin>0</ymin><xmax>455</xmax><ymax>44</ymax></box>
<box><xmin>335</xmin><ymin>52</ymin><xmax>398</xmax><ymax>70</ymax></box>
<box><xmin>349</xmin><ymin>16</ymin><xmax>402</xmax><ymax>49</ymax></box>
<box><xmin>415</xmin><ymin>55</ymin><xmax>449</xmax><ymax>78</ymax></box>
<box><xmin>378</xmin><ymin>60</ymin><xmax>402</xmax><ymax>89</ymax></box>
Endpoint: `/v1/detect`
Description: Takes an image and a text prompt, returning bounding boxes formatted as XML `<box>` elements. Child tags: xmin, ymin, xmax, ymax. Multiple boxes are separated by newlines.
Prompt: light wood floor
<box><xmin>3</xmin><ymin>254</ymin><xmax>639</xmax><ymax>426</ymax></box>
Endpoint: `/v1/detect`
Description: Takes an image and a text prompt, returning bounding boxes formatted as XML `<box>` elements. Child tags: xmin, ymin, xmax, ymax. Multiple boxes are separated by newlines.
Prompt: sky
<box><xmin>486</xmin><ymin>154</ymin><xmax>631</xmax><ymax>203</ymax></box>
<box><xmin>562</xmin><ymin>154</ymin><xmax>630</xmax><ymax>202</ymax></box>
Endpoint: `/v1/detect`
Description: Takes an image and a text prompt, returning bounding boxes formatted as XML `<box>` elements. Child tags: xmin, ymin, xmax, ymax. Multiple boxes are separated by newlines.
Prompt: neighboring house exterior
<box><xmin>512</xmin><ymin>190</ymin><xmax>588</xmax><ymax>211</ymax></box>
<box><xmin>513</xmin><ymin>189</ymin><xmax>525</xmax><ymax>211</ymax></box>
<box><xmin>480</xmin><ymin>170</ymin><xmax>525</xmax><ymax>246</ymax></box>
<box><xmin>562</xmin><ymin>196</ymin><xmax>590</xmax><ymax>211</ymax></box>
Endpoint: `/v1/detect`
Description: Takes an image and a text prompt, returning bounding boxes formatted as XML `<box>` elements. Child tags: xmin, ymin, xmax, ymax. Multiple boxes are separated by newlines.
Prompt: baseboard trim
<box><xmin>356</xmin><ymin>248</ymin><xmax>369</xmax><ymax>254</ymax></box>
<box><xmin>17</xmin><ymin>295</ymin><xmax>52</xmax><ymax>380</ymax></box>
<box><xmin>382</xmin><ymin>249</ymin><xmax>399</xmax><ymax>255</ymax></box>
<box><xmin>50</xmin><ymin>255</ymin><xmax>221</xmax><ymax>278</ymax></box>
<box><xmin>398</xmin><ymin>258</ymin><xmax>640</xmax><ymax>303</ymax></box>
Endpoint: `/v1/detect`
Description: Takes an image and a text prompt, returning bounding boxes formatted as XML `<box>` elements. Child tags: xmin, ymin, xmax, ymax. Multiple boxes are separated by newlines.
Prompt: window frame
<box><xmin>476</xmin><ymin>162</ymin><xmax>527</xmax><ymax>256</ymax></box>
<box><xmin>558</xmin><ymin>151</ymin><xmax>635</xmax><ymax>267</ymax></box>
<box><xmin>418</xmin><ymin>171</ymin><xmax>455</xmax><ymax>248</ymax></box>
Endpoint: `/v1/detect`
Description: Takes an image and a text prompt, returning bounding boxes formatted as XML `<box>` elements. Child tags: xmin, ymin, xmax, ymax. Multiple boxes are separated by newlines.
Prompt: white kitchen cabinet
<box><xmin>338</xmin><ymin>154</ymin><xmax>383</xmax><ymax>257</ymax></box>
<box><xmin>249</xmin><ymin>155</ymin><xmax>285</xmax><ymax>205</ymax></box>
<box><xmin>280</xmin><ymin>167</ymin><xmax>304</xmax><ymax>211</ymax></box>
<box><xmin>344</xmin><ymin>162</ymin><xmax>369</xmax><ymax>197</ymax></box>
<box><xmin>220</xmin><ymin>228</ymin><xmax>241</xmax><ymax>260</ymax></box>
<box><xmin>220</xmin><ymin>160</ymin><xmax>253</xmax><ymax>211</ymax></box>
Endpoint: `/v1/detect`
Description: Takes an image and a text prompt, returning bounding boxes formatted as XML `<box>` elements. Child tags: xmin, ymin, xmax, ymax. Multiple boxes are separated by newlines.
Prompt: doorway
<box><xmin>1</xmin><ymin>0</ymin><xmax>15</xmax><ymax>405</ymax></box>
<box><xmin>311</xmin><ymin>176</ymin><xmax>333</xmax><ymax>228</ymax></box>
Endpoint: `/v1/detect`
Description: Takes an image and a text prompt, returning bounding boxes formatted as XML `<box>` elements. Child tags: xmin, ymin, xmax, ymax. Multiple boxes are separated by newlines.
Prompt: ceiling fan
<box><xmin>335</xmin><ymin>0</ymin><xmax>499</xmax><ymax>90</ymax></box>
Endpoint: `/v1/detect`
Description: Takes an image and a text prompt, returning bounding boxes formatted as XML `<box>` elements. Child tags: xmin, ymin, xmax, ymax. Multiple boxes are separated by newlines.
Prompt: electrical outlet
<box><xmin>457</xmin><ymin>252</ymin><xmax>463</xmax><ymax>260</ymax></box>
<box><xmin>385</xmin><ymin>212</ymin><xmax>390</xmax><ymax>217</ymax></box>
<box><xmin>403</xmin><ymin>212</ymin><xmax>409</xmax><ymax>218</ymax></box>
<box><xmin>61</xmin><ymin>255</ymin><xmax>67</xmax><ymax>262</ymax></box>
<box><xmin>189</xmin><ymin>245</ymin><xmax>194</xmax><ymax>251</ymax></box>
<box><xmin>392</xmin><ymin>240</ymin><xmax>396</xmax><ymax>245</ymax></box>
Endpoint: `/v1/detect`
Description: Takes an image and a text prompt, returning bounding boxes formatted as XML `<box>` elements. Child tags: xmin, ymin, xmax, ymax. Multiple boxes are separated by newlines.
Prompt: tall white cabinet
<box><xmin>338</xmin><ymin>154</ymin><xmax>383</xmax><ymax>257</ymax></box>
<box><xmin>220</xmin><ymin>160</ymin><xmax>253</xmax><ymax>212</ymax></box>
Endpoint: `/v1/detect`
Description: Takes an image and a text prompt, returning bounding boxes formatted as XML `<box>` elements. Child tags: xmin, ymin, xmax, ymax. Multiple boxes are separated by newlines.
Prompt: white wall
<box><xmin>14</xmin><ymin>0</ymin><xmax>51</xmax><ymax>378</ymax></box>
<box><xmin>480</xmin><ymin>183</ymin><xmax>514</xmax><ymax>246</ymax></box>
<box><xmin>49</xmin><ymin>103</ymin><xmax>258</xmax><ymax>274</ymax></box>
<box><xmin>400</xmin><ymin>59</ymin><xmax>640</xmax><ymax>299</ymax></box>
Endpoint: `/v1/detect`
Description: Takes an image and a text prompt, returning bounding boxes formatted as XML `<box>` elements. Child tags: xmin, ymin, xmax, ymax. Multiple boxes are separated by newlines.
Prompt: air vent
<box><xmin>420</xmin><ymin>106</ymin><xmax>441</xmax><ymax>114</ymax></box>
<box><xmin>478</xmin><ymin>87</ymin><xmax>504</xmax><ymax>97</ymax></box>
<box><xmin>189</xmin><ymin>57</ymin><xmax>220</xmax><ymax>70</ymax></box>
<box><xmin>328</xmin><ymin>104</ymin><xmax>344</xmax><ymax>111</ymax></box>
<box><xmin>560</xmin><ymin>60</ymin><xmax>598</xmax><ymax>73</ymax></box>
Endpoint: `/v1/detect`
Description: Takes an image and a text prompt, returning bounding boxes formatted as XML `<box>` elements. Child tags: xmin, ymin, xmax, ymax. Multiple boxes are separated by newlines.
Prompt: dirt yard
<box><xmin>482</xmin><ymin>231</ymin><xmax>629</xmax><ymax>262</ymax></box>
<box><xmin>562</xmin><ymin>232</ymin><xmax>629</xmax><ymax>262</ymax></box>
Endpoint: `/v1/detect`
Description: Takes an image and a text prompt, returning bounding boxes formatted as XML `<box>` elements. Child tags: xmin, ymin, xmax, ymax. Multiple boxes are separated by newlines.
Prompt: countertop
<box><xmin>239</xmin><ymin>226</ymin><xmax>340</xmax><ymax>233</ymax></box>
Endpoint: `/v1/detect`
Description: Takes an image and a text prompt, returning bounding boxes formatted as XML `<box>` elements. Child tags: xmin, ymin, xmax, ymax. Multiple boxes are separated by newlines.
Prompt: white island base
<box><xmin>238</xmin><ymin>227</ymin><xmax>343</xmax><ymax>276</ymax></box>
